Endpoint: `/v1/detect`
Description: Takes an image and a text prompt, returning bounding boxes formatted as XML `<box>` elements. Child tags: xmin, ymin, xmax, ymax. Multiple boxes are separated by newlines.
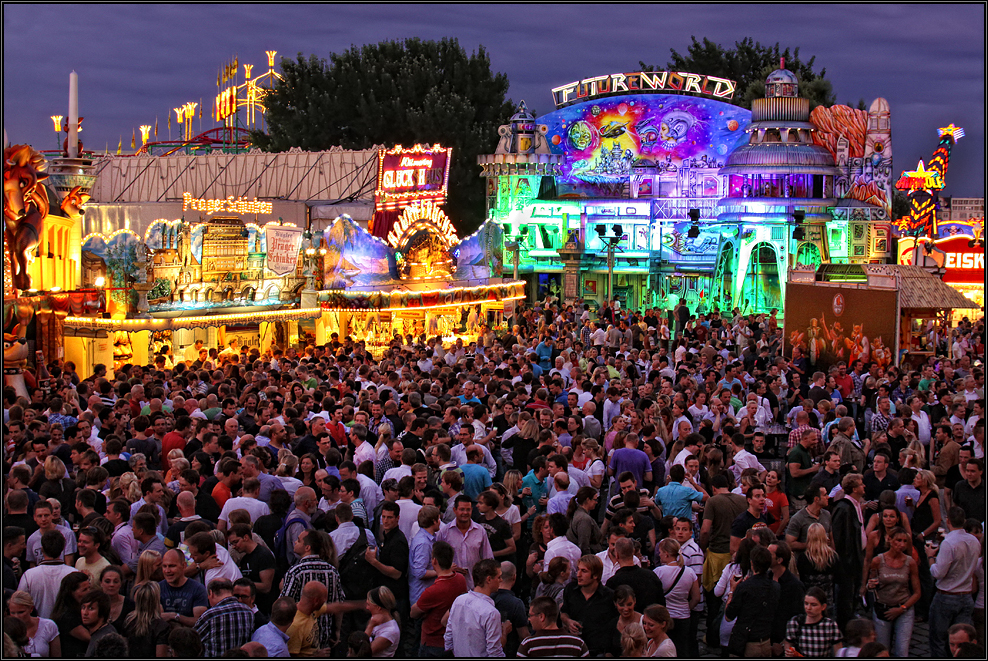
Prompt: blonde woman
<box><xmin>123</xmin><ymin>581</ymin><xmax>170</xmax><ymax>657</ymax></box>
<box><xmin>910</xmin><ymin>469</ymin><xmax>941</xmax><ymax>539</ymax></box>
<box><xmin>115</xmin><ymin>472</ymin><xmax>142</xmax><ymax>503</ymax></box>
<box><xmin>365</xmin><ymin>586</ymin><xmax>401</xmax><ymax>657</ymax></box>
<box><xmin>582</xmin><ymin>439</ymin><xmax>606</xmax><ymax>491</ymax></box>
<box><xmin>131</xmin><ymin>549</ymin><xmax>163</xmax><ymax>597</ymax></box>
<box><xmin>621</xmin><ymin>621</ymin><xmax>648</xmax><ymax>657</ymax></box>
<box><xmin>163</xmin><ymin>449</ymin><xmax>187</xmax><ymax>484</ymax></box>
<box><xmin>653</xmin><ymin>537</ymin><xmax>699</xmax><ymax>657</ymax></box>
<box><xmin>38</xmin><ymin>456</ymin><xmax>76</xmax><ymax>516</ymax></box>
<box><xmin>7</xmin><ymin>591</ymin><xmax>61</xmax><ymax>657</ymax></box>
<box><xmin>795</xmin><ymin>522</ymin><xmax>840</xmax><ymax>609</ymax></box>
<box><xmin>275</xmin><ymin>453</ymin><xmax>303</xmax><ymax>495</ymax></box>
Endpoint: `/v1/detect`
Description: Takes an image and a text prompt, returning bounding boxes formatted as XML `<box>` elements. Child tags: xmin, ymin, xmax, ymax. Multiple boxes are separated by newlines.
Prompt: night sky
<box><xmin>3</xmin><ymin>3</ymin><xmax>984</xmax><ymax>197</ymax></box>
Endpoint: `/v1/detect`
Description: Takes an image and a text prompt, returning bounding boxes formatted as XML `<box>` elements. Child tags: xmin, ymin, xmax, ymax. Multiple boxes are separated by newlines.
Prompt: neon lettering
<box><xmin>682</xmin><ymin>72</ymin><xmax>703</xmax><ymax>94</ymax></box>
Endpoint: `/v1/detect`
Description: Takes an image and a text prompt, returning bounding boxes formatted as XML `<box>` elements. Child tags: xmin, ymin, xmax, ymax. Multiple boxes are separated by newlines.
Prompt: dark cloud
<box><xmin>3</xmin><ymin>3</ymin><xmax>983</xmax><ymax>195</ymax></box>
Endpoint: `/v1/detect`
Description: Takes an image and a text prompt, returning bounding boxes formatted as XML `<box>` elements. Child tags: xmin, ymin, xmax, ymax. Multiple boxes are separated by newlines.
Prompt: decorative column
<box><xmin>557</xmin><ymin>233</ymin><xmax>584</xmax><ymax>308</ymax></box>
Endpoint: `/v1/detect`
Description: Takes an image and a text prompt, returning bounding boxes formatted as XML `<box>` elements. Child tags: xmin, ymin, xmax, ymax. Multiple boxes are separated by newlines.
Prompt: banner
<box><xmin>265</xmin><ymin>226</ymin><xmax>303</xmax><ymax>276</ymax></box>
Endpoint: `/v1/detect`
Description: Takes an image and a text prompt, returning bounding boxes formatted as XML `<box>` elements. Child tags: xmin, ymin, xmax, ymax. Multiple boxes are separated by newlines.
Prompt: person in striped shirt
<box><xmin>518</xmin><ymin>596</ymin><xmax>589</xmax><ymax>657</ymax></box>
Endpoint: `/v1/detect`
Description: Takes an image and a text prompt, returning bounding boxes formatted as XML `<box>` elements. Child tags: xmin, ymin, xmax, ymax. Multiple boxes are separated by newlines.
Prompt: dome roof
<box><xmin>720</xmin><ymin>143</ymin><xmax>840</xmax><ymax>176</ymax></box>
<box><xmin>510</xmin><ymin>100</ymin><xmax>536</xmax><ymax>123</ymax></box>
<box><xmin>766</xmin><ymin>68</ymin><xmax>799</xmax><ymax>86</ymax></box>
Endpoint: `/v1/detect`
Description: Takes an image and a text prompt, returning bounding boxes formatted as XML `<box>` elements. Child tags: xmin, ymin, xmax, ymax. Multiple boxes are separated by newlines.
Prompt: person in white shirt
<box><xmin>216</xmin><ymin>478</ymin><xmax>271</xmax><ymax>531</ymax></box>
<box><xmin>186</xmin><ymin>531</ymin><xmax>242</xmax><ymax>584</ymax></box>
<box><xmin>444</xmin><ymin>558</ymin><xmax>507</xmax><ymax>657</ymax></box>
<box><xmin>909</xmin><ymin>395</ymin><xmax>932</xmax><ymax>446</ymax></box>
<box><xmin>17</xmin><ymin>530</ymin><xmax>77</xmax><ymax>618</ymax></box>
<box><xmin>542</xmin><ymin>513</ymin><xmax>583</xmax><ymax>576</ymax></box>
<box><xmin>596</xmin><ymin>529</ymin><xmax>641</xmax><ymax>583</ymax></box>
<box><xmin>395</xmin><ymin>478</ymin><xmax>423</xmax><ymax>543</ymax></box>
<box><xmin>351</xmin><ymin>424</ymin><xmax>376</xmax><ymax>467</ymax></box>
<box><xmin>729</xmin><ymin>434</ymin><xmax>767</xmax><ymax>483</ymax></box>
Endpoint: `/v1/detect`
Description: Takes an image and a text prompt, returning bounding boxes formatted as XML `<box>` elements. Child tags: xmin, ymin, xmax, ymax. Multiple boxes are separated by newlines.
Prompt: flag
<box><xmin>155</xmin><ymin>117</ymin><xmax>158</xmax><ymax>138</ymax></box>
<box><xmin>168</xmin><ymin>113</ymin><xmax>171</xmax><ymax>130</ymax></box>
<box><xmin>131</xmin><ymin>129</ymin><xmax>136</xmax><ymax>149</ymax></box>
<box><xmin>116</xmin><ymin>136</ymin><xmax>122</xmax><ymax>154</ymax></box>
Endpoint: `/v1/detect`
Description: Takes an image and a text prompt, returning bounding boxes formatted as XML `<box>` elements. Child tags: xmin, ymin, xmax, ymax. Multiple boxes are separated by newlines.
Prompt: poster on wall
<box><xmin>266</xmin><ymin>226</ymin><xmax>304</xmax><ymax>276</ymax></box>
<box><xmin>784</xmin><ymin>283</ymin><xmax>897</xmax><ymax>372</ymax></box>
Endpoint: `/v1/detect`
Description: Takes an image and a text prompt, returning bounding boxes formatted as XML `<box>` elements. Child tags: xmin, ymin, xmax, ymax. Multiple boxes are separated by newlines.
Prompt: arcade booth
<box><xmin>785</xmin><ymin>262</ymin><xmax>980</xmax><ymax>372</ymax></box>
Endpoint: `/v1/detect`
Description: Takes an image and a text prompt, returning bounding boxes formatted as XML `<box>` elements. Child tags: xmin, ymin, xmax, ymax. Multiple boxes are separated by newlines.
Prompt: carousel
<box><xmin>311</xmin><ymin>201</ymin><xmax>522</xmax><ymax>357</ymax></box>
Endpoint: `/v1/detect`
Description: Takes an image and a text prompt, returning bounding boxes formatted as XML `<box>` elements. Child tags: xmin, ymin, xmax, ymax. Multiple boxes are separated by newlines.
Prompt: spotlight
<box><xmin>612</xmin><ymin>224</ymin><xmax>623</xmax><ymax>237</ymax></box>
<box><xmin>519</xmin><ymin>225</ymin><xmax>529</xmax><ymax>237</ymax></box>
<box><xmin>687</xmin><ymin>224</ymin><xmax>700</xmax><ymax>239</ymax></box>
<box><xmin>793</xmin><ymin>209</ymin><xmax>805</xmax><ymax>224</ymax></box>
<box><xmin>94</xmin><ymin>276</ymin><xmax>106</xmax><ymax>288</ymax></box>
<box><xmin>792</xmin><ymin>227</ymin><xmax>805</xmax><ymax>241</ymax></box>
<box><xmin>596</xmin><ymin>225</ymin><xmax>607</xmax><ymax>239</ymax></box>
<box><xmin>688</xmin><ymin>208</ymin><xmax>700</xmax><ymax>224</ymax></box>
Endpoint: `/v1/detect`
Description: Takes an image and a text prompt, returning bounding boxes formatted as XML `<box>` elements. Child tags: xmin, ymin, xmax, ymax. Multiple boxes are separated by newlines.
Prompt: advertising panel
<box><xmin>784</xmin><ymin>283</ymin><xmax>897</xmax><ymax>372</ymax></box>
<box><xmin>265</xmin><ymin>225</ymin><xmax>304</xmax><ymax>276</ymax></box>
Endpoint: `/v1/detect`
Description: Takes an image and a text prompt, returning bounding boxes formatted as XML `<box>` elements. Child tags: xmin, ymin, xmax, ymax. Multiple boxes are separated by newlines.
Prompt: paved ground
<box><xmin>693</xmin><ymin>612</ymin><xmax>932</xmax><ymax>657</ymax></box>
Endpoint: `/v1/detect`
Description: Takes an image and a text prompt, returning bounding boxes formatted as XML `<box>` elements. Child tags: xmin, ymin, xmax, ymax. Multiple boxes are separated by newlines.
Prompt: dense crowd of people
<box><xmin>2</xmin><ymin>298</ymin><xmax>985</xmax><ymax>658</ymax></box>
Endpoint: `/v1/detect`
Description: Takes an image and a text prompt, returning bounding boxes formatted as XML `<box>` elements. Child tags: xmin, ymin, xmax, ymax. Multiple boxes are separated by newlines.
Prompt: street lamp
<box><xmin>687</xmin><ymin>208</ymin><xmax>701</xmax><ymax>238</ymax></box>
<box><xmin>596</xmin><ymin>224</ymin><xmax>623</xmax><ymax>303</ymax></box>
<box><xmin>792</xmin><ymin>209</ymin><xmax>805</xmax><ymax>241</ymax></box>
<box><xmin>505</xmin><ymin>225</ymin><xmax>529</xmax><ymax>281</ymax></box>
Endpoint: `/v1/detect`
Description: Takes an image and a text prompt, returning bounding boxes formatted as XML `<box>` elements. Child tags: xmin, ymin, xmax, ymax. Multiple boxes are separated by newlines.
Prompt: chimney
<box><xmin>68</xmin><ymin>71</ymin><xmax>79</xmax><ymax>158</ymax></box>
<box><xmin>780</xmin><ymin>57</ymin><xmax>785</xmax><ymax>70</ymax></box>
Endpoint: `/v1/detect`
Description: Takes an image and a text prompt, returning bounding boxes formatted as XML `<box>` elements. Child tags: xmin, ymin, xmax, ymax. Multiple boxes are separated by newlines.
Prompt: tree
<box><xmin>252</xmin><ymin>38</ymin><xmax>514</xmax><ymax>234</ymax></box>
<box><xmin>640</xmin><ymin>36</ymin><xmax>836</xmax><ymax>110</ymax></box>
<box><xmin>892</xmin><ymin>190</ymin><xmax>911</xmax><ymax>222</ymax></box>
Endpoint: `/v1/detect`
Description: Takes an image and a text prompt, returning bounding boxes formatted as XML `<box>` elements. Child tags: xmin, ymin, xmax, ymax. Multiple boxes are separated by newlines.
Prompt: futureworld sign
<box><xmin>551</xmin><ymin>71</ymin><xmax>737</xmax><ymax>108</ymax></box>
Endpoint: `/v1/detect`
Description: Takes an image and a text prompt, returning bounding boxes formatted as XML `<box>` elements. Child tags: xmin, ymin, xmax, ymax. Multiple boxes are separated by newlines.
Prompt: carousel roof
<box><xmin>720</xmin><ymin>143</ymin><xmax>840</xmax><ymax>176</ymax></box>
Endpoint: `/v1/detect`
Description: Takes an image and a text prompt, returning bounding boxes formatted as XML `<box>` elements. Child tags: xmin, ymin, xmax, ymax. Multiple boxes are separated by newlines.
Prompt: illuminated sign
<box><xmin>895</xmin><ymin>160</ymin><xmax>944</xmax><ymax>191</ymax></box>
<box><xmin>182</xmin><ymin>192</ymin><xmax>273</xmax><ymax>215</ymax></box>
<box><xmin>387</xmin><ymin>200</ymin><xmax>459</xmax><ymax>250</ymax></box>
<box><xmin>552</xmin><ymin>71</ymin><xmax>737</xmax><ymax>108</ymax></box>
<box><xmin>945</xmin><ymin>252</ymin><xmax>984</xmax><ymax>270</ymax></box>
<box><xmin>375</xmin><ymin>144</ymin><xmax>452</xmax><ymax>210</ymax></box>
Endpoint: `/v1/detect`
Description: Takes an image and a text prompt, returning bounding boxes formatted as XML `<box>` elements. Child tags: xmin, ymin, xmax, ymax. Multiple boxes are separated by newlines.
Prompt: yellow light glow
<box><xmin>266</xmin><ymin>50</ymin><xmax>277</xmax><ymax>68</ymax></box>
<box><xmin>244</xmin><ymin>64</ymin><xmax>253</xmax><ymax>79</ymax></box>
<box><xmin>139</xmin><ymin>125</ymin><xmax>151</xmax><ymax>145</ymax></box>
<box><xmin>51</xmin><ymin>115</ymin><xmax>64</xmax><ymax>132</ymax></box>
<box><xmin>94</xmin><ymin>277</ymin><xmax>105</xmax><ymax>288</ymax></box>
<box><xmin>174</xmin><ymin>107</ymin><xmax>185</xmax><ymax>124</ymax></box>
<box><xmin>387</xmin><ymin>200</ymin><xmax>459</xmax><ymax>250</ymax></box>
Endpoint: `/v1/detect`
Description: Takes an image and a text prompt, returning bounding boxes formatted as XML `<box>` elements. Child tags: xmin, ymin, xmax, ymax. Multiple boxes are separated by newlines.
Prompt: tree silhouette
<box><xmin>252</xmin><ymin>38</ymin><xmax>514</xmax><ymax>234</ymax></box>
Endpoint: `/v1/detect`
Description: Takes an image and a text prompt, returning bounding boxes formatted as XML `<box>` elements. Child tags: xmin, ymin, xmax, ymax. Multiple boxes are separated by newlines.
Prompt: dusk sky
<box><xmin>4</xmin><ymin>3</ymin><xmax>984</xmax><ymax>197</ymax></box>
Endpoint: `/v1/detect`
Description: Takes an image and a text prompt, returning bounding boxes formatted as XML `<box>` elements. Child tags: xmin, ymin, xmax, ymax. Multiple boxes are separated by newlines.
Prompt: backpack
<box><xmin>273</xmin><ymin>513</ymin><xmax>312</xmax><ymax>573</ymax></box>
<box><xmin>338</xmin><ymin>522</ymin><xmax>376</xmax><ymax>600</ymax></box>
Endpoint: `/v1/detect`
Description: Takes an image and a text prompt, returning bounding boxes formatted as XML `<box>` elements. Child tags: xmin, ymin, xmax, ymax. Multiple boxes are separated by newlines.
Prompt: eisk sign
<box><xmin>265</xmin><ymin>225</ymin><xmax>304</xmax><ymax>276</ymax></box>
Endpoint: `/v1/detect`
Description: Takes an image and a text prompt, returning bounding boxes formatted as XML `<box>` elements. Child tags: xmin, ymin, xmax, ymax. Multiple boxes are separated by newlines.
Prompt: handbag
<box><xmin>727</xmin><ymin>621</ymin><xmax>751</xmax><ymax>657</ymax></box>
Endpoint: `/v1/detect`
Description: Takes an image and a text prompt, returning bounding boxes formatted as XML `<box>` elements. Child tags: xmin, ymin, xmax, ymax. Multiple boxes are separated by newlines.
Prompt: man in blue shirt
<box><xmin>535</xmin><ymin>337</ymin><xmax>554</xmax><ymax>372</ymax></box>
<box><xmin>655</xmin><ymin>464</ymin><xmax>706</xmax><ymax>521</ymax></box>
<box><xmin>251</xmin><ymin>596</ymin><xmax>294</xmax><ymax>657</ymax></box>
<box><xmin>459</xmin><ymin>446</ymin><xmax>492</xmax><ymax>500</ymax></box>
<box><xmin>457</xmin><ymin>381</ymin><xmax>482</xmax><ymax>407</ymax></box>
<box><xmin>521</xmin><ymin>457</ymin><xmax>550</xmax><ymax>528</ymax></box>
<box><xmin>409</xmin><ymin>506</ymin><xmax>442</xmax><ymax>605</ymax></box>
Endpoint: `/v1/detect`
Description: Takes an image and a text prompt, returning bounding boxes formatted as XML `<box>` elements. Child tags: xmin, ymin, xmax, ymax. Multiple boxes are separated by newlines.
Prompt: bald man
<box><xmin>287</xmin><ymin>581</ymin><xmax>329</xmax><ymax>657</ymax></box>
<box><xmin>165</xmin><ymin>490</ymin><xmax>214</xmax><ymax>549</ymax></box>
<box><xmin>240</xmin><ymin>641</ymin><xmax>268</xmax><ymax>657</ymax></box>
